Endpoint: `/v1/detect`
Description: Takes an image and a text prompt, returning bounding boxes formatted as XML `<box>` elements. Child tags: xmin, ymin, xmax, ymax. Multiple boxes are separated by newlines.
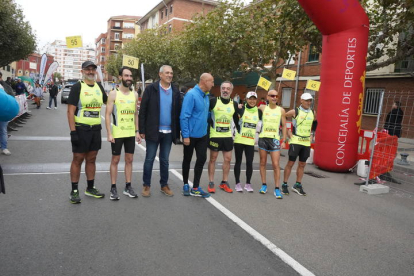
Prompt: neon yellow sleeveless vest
<box><xmin>210</xmin><ymin>97</ymin><xmax>235</xmax><ymax>138</ymax></box>
<box><xmin>259</xmin><ymin>105</ymin><xmax>281</xmax><ymax>139</ymax></box>
<box><xmin>234</xmin><ymin>106</ymin><xmax>259</xmax><ymax>146</ymax></box>
<box><xmin>290</xmin><ymin>107</ymin><xmax>314</xmax><ymax>146</ymax></box>
<box><xmin>75</xmin><ymin>81</ymin><xmax>103</xmax><ymax>126</ymax></box>
<box><xmin>112</xmin><ymin>89</ymin><xmax>136</xmax><ymax>138</ymax></box>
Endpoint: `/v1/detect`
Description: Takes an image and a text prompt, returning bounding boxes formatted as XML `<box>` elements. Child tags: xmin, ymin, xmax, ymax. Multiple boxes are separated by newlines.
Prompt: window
<box><xmin>101</xmin><ymin>56</ymin><xmax>105</xmax><ymax>62</ymax></box>
<box><xmin>161</xmin><ymin>10</ymin><xmax>163</xmax><ymax>19</ymax></box>
<box><xmin>123</xmin><ymin>22</ymin><xmax>134</xmax><ymax>29</ymax></box>
<box><xmin>364</xmin><ymin>88</ymin><xmax>384</xmax><ymax>115</ymax></box>
<box><xmin>169</xmin><ymin>24</ymin><xmax>172</xmax><ymax>33</ymax></box>
<box><xmin>308</xmin><ymin>44</ymin><xmax>319</xmax><ymax>62</ymax></box>
<box><xmin>114</xmin><ymin>44</ymin><xmax>121</xmax><ymax>50</ymax></box>
<box><xmin>114</xmin><ymin>22</ymin><xmax>121</xmax><ymax>28</ymax></box>
<box><xmin>102</xmin><ymin>38</ymin><xmax>106</xmax><ymax>44</ymax></box>
<box><xmin>115</xmin><ymin>33</ymin><xmax>120</xmax><ymax>40</ymax></box>
<box><xmin>165</xmin><ymin>7</ymin><xmax>168</xmax><ymax>16</ymax></box>
<box><xmin>281</xmin><ymin>88</ymin><xmax>292</xmax><ymax>108</ymax></box>
<box><xmin>101</xmin><ymin>47</ymin><xmax>105</xmax><ymax>53</ymax></box>
<box><xmin>170</xmin><ymin>5</ymin><xmax>173</xmax><ymax>13</ymax></box>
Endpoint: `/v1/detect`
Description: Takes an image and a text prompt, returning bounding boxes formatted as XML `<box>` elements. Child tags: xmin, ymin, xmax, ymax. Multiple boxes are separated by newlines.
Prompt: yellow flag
<box><xmin>122</xmin><ymin>55</ymin><xmax>139</xmax><ymax>69</ymax></box>
<box><xmin>258</xmin><ymin>77</ymin><xmax>271</xmax><ymax>91</ymax></box>
<box><xmin>282</xmin><ymin>68</ymin><xmax>296</xmax><ymax>80</ymax></box>
<box><xmin>66</xmin><ymin>36</ymin><xmax>83</xmax><ymax>48</ymax></box>
<box><xmin>306</xmin><ymin>80</ymin><xmax>321</xmax><ymax>91</ymax></box>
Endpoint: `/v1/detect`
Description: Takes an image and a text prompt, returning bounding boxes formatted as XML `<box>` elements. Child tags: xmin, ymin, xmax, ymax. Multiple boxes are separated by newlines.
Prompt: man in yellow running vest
<box><xmin>258</xmin><ymin>89</ymin><xmax>287</xmax><ymax>199</ymax></box>
<box><xmin>283</xmin><ymin>92</ymin><xmax>317</xmax><ymax>196</ymax></box>
<box><xmin>105</xmin><ymin>67</ymin><xmax>141</xmax><ymax>200</ymax></box>
<box><xmin>67</xmin><ymin>61</ymin><xmax>108</xmax><ymax>204</ymax></box>
<box><xmin>207</xmin><ymin>81</ymin><xmax>240</xmax><ymax>194</ymax></box>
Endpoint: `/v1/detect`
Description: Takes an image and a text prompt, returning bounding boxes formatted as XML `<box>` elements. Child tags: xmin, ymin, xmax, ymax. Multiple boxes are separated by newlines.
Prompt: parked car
<box><xmin>60</xmin><ymin>84</ymin><xmax>73</xmax><ymax>104</ymax></box>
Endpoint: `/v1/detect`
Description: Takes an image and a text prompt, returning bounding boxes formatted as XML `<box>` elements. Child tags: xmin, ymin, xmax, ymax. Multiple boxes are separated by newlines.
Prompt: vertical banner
<box><xmin>141</xmin><ymin>63</ymin><xmax>145</xmax><ymax>92</ymax></box>
<box><xmin>38</xmin><ymin>53</ymin><xmax>47</xmax><ymax>85</ymax></box>
<box><xmin>43</xmin><ymin>62</ymin><xmax>59</xmax><ymax>85</ymax></box>
<box><xmin>97</xmin><ymin>65</ymin><xmax>104</xmax><ymax>83</ymax></box>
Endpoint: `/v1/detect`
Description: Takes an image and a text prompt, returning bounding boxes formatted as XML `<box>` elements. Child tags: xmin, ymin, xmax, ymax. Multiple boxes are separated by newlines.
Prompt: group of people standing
<box><xmin>67</xmin><ymin>62</ymin><xmax>316</xmax><ymax>204</ymax></box>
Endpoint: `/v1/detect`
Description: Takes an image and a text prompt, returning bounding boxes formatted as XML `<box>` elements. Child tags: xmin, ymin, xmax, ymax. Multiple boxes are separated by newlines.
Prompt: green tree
<box><xmin>0</xmin><ymin>0</ymin><xmax>37</xmax><ymax>67</ymax></box>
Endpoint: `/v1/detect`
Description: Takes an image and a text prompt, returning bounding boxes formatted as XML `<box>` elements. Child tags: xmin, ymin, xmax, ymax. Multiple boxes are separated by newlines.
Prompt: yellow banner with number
<box><xmin>306</xmin><ymin>80</ymin><xmax>321</xmax><ymax>91</ymax></box>
<box><xmin>257</xmin><ymin>76</ymin><xmax>271</xmax><ymax>91</ymax></box>
<box><xmin>66</xmin><ymin>36</ymin><xmax>83</xmax><ymax>48</ymax></box>
<box><xmin>282</xmin><ymin>68</ymin><xmax>296</xmax><ymax>80</ymax></box>
<box><xmin>122</xmin><ymin>55</ymin><xmax>139</xmax><ymax>69</ymax></box>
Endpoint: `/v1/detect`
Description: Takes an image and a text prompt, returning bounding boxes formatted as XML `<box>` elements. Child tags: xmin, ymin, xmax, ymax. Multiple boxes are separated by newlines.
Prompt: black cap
<box><xmin>82</xmin><ymin>61</ymin><xmax>97</xmax><ymax>69</ymax></box>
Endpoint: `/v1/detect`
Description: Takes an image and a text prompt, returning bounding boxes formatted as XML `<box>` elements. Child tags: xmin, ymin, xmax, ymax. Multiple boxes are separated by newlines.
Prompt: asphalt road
<box><xmin>1</xmin><ymin>96</ymin><xmax>413</xmax><ymax>276</ymax></box>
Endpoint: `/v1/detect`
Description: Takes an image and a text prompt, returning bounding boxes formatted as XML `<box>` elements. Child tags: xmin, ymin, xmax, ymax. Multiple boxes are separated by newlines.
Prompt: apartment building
<box><xmin>48</xmin><ymin>40</ymin><xmax>95</xmax><ymax>81</ymax></box>
<box><xmin>138</xmin><ymin>0</ymin><xmax>217</xmax><ymax>33</ymax></box>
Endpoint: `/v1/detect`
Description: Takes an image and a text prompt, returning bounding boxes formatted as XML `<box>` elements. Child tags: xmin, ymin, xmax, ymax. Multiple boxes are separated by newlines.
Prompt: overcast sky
<box><xmin>14</xmin><ymin>0</ymin><xmax>252</xmax><ymax>52</ymax></box>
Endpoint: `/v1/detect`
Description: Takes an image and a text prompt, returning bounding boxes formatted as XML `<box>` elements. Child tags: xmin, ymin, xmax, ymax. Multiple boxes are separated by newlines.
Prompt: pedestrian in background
<box><xmin>33</xmin><ymin>82</ymin><xmax>43</xmax><ymax>109</ymax></box>
<box><xmin>180</xmin><ymin>73</ymin><xmax>214</xmax><ymax>198</ymax></box>
<box><xmin>138</xmin><ymin>65</ymin><xmax>181</xmax><ymax>197</ymax></box>
<box><xmin>384</xmin><ymin>101</ymin><xmax>404</xmax><ymax>138</ymax></box>
<box><xmin>15</xmin><ymin>78</ymin><xmax>27</xmax><ymax>96</ymax></box>
<box><xmin>47</xmin><ymin>81</ymin><xmax>58</xmax><ymax>109</ymax></box>
<box><xmin>67</xmin><ymin>61</ymin><xmax>107</xmax><ymax>204</ymax></box>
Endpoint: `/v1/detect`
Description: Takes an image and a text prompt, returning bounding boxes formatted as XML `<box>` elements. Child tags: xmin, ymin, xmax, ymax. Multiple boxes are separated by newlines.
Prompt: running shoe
<box><xmin>244</xmin><ymin>183</ymin><xmax>254</xmax><ymax>192</ymax></box>
<box><xmin>110</xmin><ymin>187</ymin><xmax>120</xmax><ymax>201</ymax></box>
<box><xmin>70</xmin><ymin>190</ymin><xmax>81</xmax><ymax>204</ymax></box>
<box><xmin>183</xmin><ymin>184</ymin><xmax>190</xmax><ymax>196</ymax></box>
<box><xmin>207</xmin><ymin>182</ymin><xmax>215</xmax><ymax>193</ymax></box>
<box><xmin>219</xmin><ymin>181</ymin><xmax>233</xmax><ymax>193</ymax></box>
<box><xmin>281</xmin><ymin>183</ymin><xmax>289</xmax><ymax>195</ymax></box>
<box><xmin>259</xmin><ymin>184</ymin><xmax>267</xmax><ymax>194</ymax></box>
<box><xmin>85</xmin><ymin>187</ymin><xmax>105</xmax><ymax>198</ymax></box>
<box><xmin>235</xmin><ymin>183</ymin><xmax>243</xmax><ymax>192</ymax></box>
<box><xmin>292</xmin><ymin>184</ymin><xmax>307</xmax><ymax>196</ymax></box>
<box><xmin>123</xmin><ymin>186</ymin><xmax>138</xmax><ymax>198</ymax></box>
<box><xmin>190</xmin><ymin>187</ymin><xmax>211</xmax><ymax>198</ymax></box>
<box><xmin>274</xmin><ymin>188</ymin><xmax>283</xmax><ymax>199</ymax></box>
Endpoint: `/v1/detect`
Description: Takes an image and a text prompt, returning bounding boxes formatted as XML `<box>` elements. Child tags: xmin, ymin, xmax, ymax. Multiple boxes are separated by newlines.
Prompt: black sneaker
<box><xmin>70</xmin><ymin>190</ymin><xmax>81</xmax><ymax>204</ymax></box>
<box><xmin>281</xmin><ymin>184</ymin><xmax>289</xmax><ymax>195</ymax></box>
<box><xmin>85</xmin><ymin>187</ymin><xmax>105</xmax><ymax>198</ymax></box>
<box><xmin>110</xmin><ymin>187</ymin><xmax>120</xmax><ymax>201</ymax></box>
<box><xmin>123</xmin><ymin>186</ymin><xmax>138</xmax><ymax>198</ymax></box>
<box><xmin>292</xmin><ymin>184</ymin><xmax>306</xmax><ymax>196</ymax></box>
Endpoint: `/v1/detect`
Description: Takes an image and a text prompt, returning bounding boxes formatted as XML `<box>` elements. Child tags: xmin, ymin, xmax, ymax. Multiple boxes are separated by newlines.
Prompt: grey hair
<box><xmin>221</xmin><ymin>81</ymin><xmax>233</xmax><ymax>90</ymax></box>
<box><xmin>159</xmin><ymin>65</ymin><xmax>172</xmax><ymax>73</ymax></box>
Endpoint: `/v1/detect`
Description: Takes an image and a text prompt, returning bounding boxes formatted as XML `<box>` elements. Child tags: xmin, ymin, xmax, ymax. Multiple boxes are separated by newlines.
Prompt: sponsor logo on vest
<box><xmin>241</xmin><ymin>131</ymin><xmax>255</xmax><ymax>139</ymax></box>
<box><xmin>86</xmin><ymin>103</ymin><xmax>102</xmax><ymax>109</ymax></box>
<box><xmin>120</xmin><ymin>109</ymin><xmax>135</xmax><ymax>115</ymax></box>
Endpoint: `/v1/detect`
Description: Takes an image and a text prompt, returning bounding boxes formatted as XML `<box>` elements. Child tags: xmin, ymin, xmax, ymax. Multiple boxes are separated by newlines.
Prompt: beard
<box><xmin>122</xmin><ymin>79</ymin><xmax>132</xmax><ymax>88</ymax></box>
<box><xmin>221</xmin><ymin>93</ymin><xmax>230</xmax><ymax>99</ymax></box>
<box><xmin>84</xmin><ymin>74</ymin><xmax>95</xmax><ymax>81</ymax></box>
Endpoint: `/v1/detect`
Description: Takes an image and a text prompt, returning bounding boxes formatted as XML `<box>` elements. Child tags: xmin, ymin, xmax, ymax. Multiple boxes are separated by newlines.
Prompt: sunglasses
<box><xmin>268</xmin><ymin>95</ymin><xmax>278</xmax><ymax>98</ymax></box>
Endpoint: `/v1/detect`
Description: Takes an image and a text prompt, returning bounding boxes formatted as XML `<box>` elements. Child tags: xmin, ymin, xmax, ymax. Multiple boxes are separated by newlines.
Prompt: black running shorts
<box><xmin>208</xmin><ymin>137</ymin><xmax>234</xmax><ymax>152</ymax></box>
<box><xmin>288</xmin><ymin>144</ymin><xmax>311</xmax><ymax>162</ymax></box>
<box><xmin>258</xmin><ymin>137</ymin><xmax>281</xmax><ymax>152</ymax></box>
<box><xmin>111</xmin><ymin>136</ymin><xmax>136</xmax><ymax>155</ymax></box>
<box><xmin>72</xmin><ymin>124</ymin><xmax>102</xmax><ymax>153</ymax></box>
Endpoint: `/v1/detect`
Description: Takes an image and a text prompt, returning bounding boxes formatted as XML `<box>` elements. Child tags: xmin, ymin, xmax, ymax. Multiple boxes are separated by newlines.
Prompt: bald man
<box><xmin>180</xmin><ymin>73</ymin><xmax>214</xmax><ymax>198</ymax></box>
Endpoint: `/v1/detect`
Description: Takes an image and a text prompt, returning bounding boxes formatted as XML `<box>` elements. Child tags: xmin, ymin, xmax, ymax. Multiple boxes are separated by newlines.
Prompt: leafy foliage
<box><xmin>0</xmin><ymin>0</ymin><xmax>37</xmax><ymax>67</ymax></box>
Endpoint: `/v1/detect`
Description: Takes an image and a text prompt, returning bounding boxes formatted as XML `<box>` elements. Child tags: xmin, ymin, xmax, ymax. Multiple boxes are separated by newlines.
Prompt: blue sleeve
<box><xmin>180</xmin><ymin>93</ymin><xmax>194</xmax><ymax>138</ymax></box>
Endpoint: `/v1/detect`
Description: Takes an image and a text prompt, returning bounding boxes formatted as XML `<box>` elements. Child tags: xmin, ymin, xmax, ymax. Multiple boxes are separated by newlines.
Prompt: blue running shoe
<box><xmin>274</xmin><ymin>188</ymin><xmax>283</xmax><ymax>199</ymax></box>
<box><xmin>259</xmin><ymin>185</ymin><xmax>267</xmax><ymax>194</ymax></box>
<box><xmin>190</xmin><ymin>187</ymin><xmax>211</xmax><ymax>198</ymax></box>
<box><xmin>183</xmin><ymin>184</ymin><xmax>190</xmax><ymax>196</ymax></box>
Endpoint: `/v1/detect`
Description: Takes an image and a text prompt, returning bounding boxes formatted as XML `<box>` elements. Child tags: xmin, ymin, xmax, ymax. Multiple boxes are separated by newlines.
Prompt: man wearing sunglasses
<box><xmin>258</xmin><ymin>90</ymin><xmax>287</xmax><ymax>199</ymax></box>
<box><xmin>282</xmin><ymin>92</ymin><xmax>317</xmax><ymax>196</ymax></box>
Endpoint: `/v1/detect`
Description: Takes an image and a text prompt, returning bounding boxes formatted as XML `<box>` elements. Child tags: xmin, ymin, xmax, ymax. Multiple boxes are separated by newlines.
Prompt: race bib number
<box><xmin>84</xmin><ymin>111</ymin><xmax>99</xmax><ymax>118</ymax></box>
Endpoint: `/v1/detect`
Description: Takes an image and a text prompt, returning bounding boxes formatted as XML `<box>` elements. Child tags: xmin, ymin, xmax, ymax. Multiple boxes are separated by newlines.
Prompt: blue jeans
<box><xmin>0</xmin><ymin>121</ymin><xmax>8</xmax><ymax>149</ymax></box>
<box><xmin>143</xmin><ymin>133</ymin><xmax>173</xmax><ymax>187</ymax></box>
<box><xmin>49</xmin><ymin>96</ymin><xmax>57</xmax><ymax>108</ymax></box>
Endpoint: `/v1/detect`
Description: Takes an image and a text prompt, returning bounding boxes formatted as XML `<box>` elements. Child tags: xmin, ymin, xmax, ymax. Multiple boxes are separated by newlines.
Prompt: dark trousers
<box><xmin>234</xmin><ymin>143</ymin><xmax>255</xmax><ymax>184</ymax></box>
<box><xmin>48</xmin><ymin>96</ymin><xmax>57</xmax><ymax>107</ymax></box>
<box><xmin>182</xmin><ymin>135</ymin><xmax>208</xmax><ymax>188</ymax></box>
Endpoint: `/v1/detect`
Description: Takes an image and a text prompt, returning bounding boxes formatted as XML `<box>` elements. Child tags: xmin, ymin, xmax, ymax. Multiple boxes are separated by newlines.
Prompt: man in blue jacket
<box><xmin>180</xmin><ymin>73</ymin><xmax>214</xmax><ymax>198</ymax></box>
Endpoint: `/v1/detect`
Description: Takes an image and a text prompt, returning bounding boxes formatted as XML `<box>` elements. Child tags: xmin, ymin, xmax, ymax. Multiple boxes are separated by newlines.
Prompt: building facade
<box><xmin>138</xmin><ymin>0</ymin><xmax>217</xmax><ymax>33</ymax></box>
<box><xmin>14</xmin><ymin>53</ymin><xmax>55</xmax><ymax>80</ymax></box>
<box><xmin>48</xmin><ymin>40</ymin><xmax>95</xmax><ymax>81</ymax></box>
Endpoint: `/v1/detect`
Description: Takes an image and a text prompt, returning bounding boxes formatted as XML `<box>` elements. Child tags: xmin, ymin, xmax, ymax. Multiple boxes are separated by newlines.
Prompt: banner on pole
<box><xmin>97</xmin><ymin>65</ymin><xmax>104</xmax><ymax>83</ymax></box>
<box><xmin>306</xmin><ymin>80</ymin><xmax>321</xmax><ymax>91</ymax></box>
<box><xmin>38</xmin><ymin>53</ymin><xmax>47</xmax><ymax>85</ymax></box>
<box><xmin>66</xmin><ymin>36</ymin><xmax>83</xmax><ymax>48</ymax></box>
<box><xmin>282</xmin><ymin>68</ymin><xmax>296</xmax><ymax>80</ymax></box>
<box><xmin>122</xmin><ymin>55</ymin><xmax>139</xmax><ymax>69</ymax></box>
<box><xmin>141</xmin><ymin>63</ymin><xmax>145</xmax><ymax>91</ymax></box>
<box><xmin>257</xmin><ymin>76</ymin><xmax>271</xmax><ymax>91</ymax></box>
<box><xmin>43</xmin><ymin>62</ymin><xmax>59</xmax><ymax>85</ymax></box>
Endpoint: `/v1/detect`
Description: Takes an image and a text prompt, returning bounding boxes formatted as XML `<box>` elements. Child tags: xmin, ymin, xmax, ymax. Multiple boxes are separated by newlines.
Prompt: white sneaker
<box><xmin>46</xmin><ymin>107</ymin><xmax>51</xmax><ymax>110</ymax></box>
<box><xmin>244</xmin><ymin>183</ymin><xmax>254</xmax><ymax>192</ymax></box>
<box><xmin>2</xmin><ymin>149</ymin><xmax>11</xmax><ymax>156</ymax></box>
<box><xmin>235</xmin><ymin>183</ymin><xmax>243</xmax><ymax>192</ymax></box>
<box><xmin>54</xmin><ymin>107</ymin><xmax>57</xmax><ymax>110</ymax></box>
